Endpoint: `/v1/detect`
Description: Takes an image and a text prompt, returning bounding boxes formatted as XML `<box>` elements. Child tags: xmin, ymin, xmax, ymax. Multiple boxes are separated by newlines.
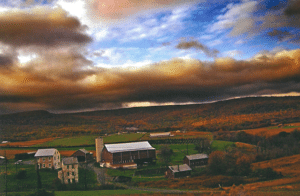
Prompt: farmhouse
<box><xmin>165</xmin><ymin>164</ymin><xmax>192</xmax><ymax>179</ymax></box>
<box><xmin>71</xmin><ymin>149</ymin><xmax>93</xmax><ymax>162</ymax></box>
<box><xmin>34</xmin><ymin>148</ymin><xmax>60</xmax><ymax>169</ymax></box>
<box><xmin>100</xmin><ymin>141</ymin><xmax>156</xmax><ymax>168</ymax></box>
<box><xmin>183</xmin><ymin>153</ymin><xmax>209</xmax><ymax>168</ymax></box>
<box><xmin>58</xmin><ymin>157</ymin><xmax>79</xmax><ymax>184</ymax></box>
<box><xmin>150</xmin><ymin>132</ymin><xmax>171</xmax><ymax>138</ymax></box>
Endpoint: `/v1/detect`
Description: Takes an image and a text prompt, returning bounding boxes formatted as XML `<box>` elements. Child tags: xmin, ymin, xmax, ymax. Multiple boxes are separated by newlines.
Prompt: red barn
<box><xmin>71</xmin><ymin>149</ymin><xmax>93</xmax><ymax>162</ymax></box>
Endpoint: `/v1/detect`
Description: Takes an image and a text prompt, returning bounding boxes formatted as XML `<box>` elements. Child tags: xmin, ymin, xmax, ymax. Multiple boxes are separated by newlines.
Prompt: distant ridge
<box><xmin>0</xmin><ymin>110</ymin><xmax>53</xmax><ymax>119</ymax></box>
<box><xmin>1</xmin><ymin>96</ymin><xmax>300</xmax><ymax>142</ymax></box>
<box><xmin>1</xmin><ymin>96</ymin><xmax>299</xmax><ymax>117</ymax></box>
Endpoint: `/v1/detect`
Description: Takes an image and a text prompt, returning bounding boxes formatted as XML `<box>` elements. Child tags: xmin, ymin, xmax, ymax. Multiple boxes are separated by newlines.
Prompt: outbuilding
<box><xmin>183</xmin><ymin>153</ymin><xmax>209</xmax><ymax>168</ymax></box>
<box><xmin>165</xmin><ymin>164</ymin><xmax>192</xmax><ymax>179</ymax></box>
<box><xmin>150</xmin><ymin>132</ymin><xmax>171</xmax><ymax>138</ymax></box>
<box><xmin>71</xmin><ymin>149</ymin><xmax>93</xmax><ymax>162</ymax></box>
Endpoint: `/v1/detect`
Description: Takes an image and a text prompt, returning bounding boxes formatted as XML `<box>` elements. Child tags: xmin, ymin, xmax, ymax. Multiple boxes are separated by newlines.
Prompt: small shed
<box><xmin>183</xmin><ymin>154</ymin><xmax>209</xmax><ymax>167</ymax></box>
<box><xmin>150</xmin><ymin>132</ymin><xmax>171</xmax><ymax>138</ymax></box>
<box><xmin>166</xmin><ymin>164</ymin><xmax>192</xmax><ymax>179</ymax></box>
<box><xmin>71</xmin><ymin>149</ymin><xmax>93</xmax><ymax>162</ymax></box>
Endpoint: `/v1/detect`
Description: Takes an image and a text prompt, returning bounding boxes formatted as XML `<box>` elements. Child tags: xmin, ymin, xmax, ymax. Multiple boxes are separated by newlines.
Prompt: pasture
<box><xmin>33</xmin><ymin>133</ymin><xmax>145</xmax><ymax>147</ymax></box>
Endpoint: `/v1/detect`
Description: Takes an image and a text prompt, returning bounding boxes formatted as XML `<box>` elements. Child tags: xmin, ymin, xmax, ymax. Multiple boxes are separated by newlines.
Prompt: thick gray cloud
<box><xmin>0</xmin><ymin>7</ymin><xmax>92</xmax><ymax>47</ymax></box>
<box><xmin>1</xmin><ymin>49</ymin><xmax>300</xmax><ymax>114</ymax></box>
<box><xmin>284</xmin><ymin>0</ymin><xmax>300</xmax><ymax>16</ymax></box>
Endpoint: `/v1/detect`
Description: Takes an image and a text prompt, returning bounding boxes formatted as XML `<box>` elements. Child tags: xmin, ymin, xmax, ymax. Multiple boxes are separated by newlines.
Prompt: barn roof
<box><xmin>78</xmin><ymin>149</ymin><xmax>90</xmax><ymax>154</ymax></box>
<box><xmin>34</xmin><ymin>149</ymin><xmax>58</xmax><ymax>157</ymax></box>
<box><xmin>168</xmin><ymin>164</ymin><xmax>191</xmax><ymax>173</ymax></box>
<box><xmin>62</xmin><ymin>157</ymin><xmax>78</xmax><ymax>165</ymax></box>
<box><xmin>185</xmin><ymin>154</ymin><xmax>208</xmax><ymax>160</ymax></box>
<box><xmin>150</xmin><ymin>132</ymin><xmax>171</xmax><ymax>137</ymax></box>
<box><xmin>105</xmin><ymin>141</ymin><xmax>155</xmax><ymax>153</ymax></box>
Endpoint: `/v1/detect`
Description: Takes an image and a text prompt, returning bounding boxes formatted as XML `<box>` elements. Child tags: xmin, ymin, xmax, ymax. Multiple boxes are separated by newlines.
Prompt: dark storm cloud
<box><xmin>0</xmin><ymin>54</ymin><xmax>13</xmax><ymax>68</ymax></box>
<box><xmin>0</xmin><ymin>7</ymin><xmax>92</xmax><ymax>47</ymax></box>
<box><xmin>284</xmin><ymin>0</ymin><xmax>300</xmax><ymax>16</ymax></box>
<box><xmin>2</xmin><ymin>49</ymin><xmax>300</xmax><ymax>114</ymax></box>
<box><xmin>267</xmin><ymin>29</ymin><xmax>300</xmax><ymax>44</ymax></box>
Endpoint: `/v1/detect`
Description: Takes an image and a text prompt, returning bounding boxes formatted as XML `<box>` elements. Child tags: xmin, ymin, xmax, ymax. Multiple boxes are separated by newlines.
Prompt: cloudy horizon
<box><xmin>0</xmin><ymin>0</ymin><xmax>300</xmax><ymax>114</ymax></box>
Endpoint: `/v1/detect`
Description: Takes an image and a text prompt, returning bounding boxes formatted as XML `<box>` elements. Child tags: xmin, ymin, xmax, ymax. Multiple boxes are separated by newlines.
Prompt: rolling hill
<box><xmin>0</xmin><ymin>96</ymin><xmax>300</xmax><ymax>141</ymax></box>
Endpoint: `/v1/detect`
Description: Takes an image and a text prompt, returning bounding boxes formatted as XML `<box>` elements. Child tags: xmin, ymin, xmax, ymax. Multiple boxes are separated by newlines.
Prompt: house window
<box><xmin>49</xmin><ymin>163</ymin><xmax>51</xmax><ymax>168</ymax></box>
<box><xmin>43</xmin><ymin>164</ymin><xmax>45</xmax><ymax>168</ymax></box>
<box><xmin>67</xmin><ymin>172</ymin><xmax>69</xmax><ymax>176</ymax></box>
<box><xmin>43</xmin><ymin>158</ymin><xmax>45</xmax><ymax>162</ymax></box>
<box><xmin>72</xmin><ymin>172</ymin><xmax>74</xmax><ymax>176</ymax></box>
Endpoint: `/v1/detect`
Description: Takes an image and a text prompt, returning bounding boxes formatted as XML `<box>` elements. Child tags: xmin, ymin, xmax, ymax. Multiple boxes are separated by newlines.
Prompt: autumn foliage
<box><xmin>208</xmin><ymin>150</ymin><xmax>254</xmax><ymax>176</ymax></box>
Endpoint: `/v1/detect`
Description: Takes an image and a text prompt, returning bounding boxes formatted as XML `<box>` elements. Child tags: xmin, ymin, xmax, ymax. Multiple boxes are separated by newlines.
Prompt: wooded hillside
<box><xmin>1</xmin><ymin>96</ymin><xmax>299</xmax><ymax>141</ymax></box>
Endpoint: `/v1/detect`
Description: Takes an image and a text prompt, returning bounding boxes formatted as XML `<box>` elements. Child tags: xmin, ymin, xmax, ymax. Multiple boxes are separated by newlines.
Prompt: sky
<box><xmin>0</xmin><ymin>0</ymin><xmax>300</xmax><ymax>114</ymax></box>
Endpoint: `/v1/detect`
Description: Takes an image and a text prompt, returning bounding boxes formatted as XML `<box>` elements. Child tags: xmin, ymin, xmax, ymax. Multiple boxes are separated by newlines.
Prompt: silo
<box><xmin>95</xmin><ymin>137</ymin><xmax>103</xmax><ymax>163</ymax></box>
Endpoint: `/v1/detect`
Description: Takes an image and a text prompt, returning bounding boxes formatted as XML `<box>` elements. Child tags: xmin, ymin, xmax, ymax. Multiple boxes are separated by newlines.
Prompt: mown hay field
<box><xmin>243</xmin><ymin>123</ymin><xmax>300</xmax><ymax>138</ymax></box>
<box><xmin>0</xmin><ymin>137</ymin><xmax>56</xmax><ymax>147</ymax></box>
<box><xmin>0</xmin><ymin>149</ymin><xmax>37</xmax><ymax>159</ymax></box>
<box><xmin>246</xmin><ymin>154</ymin><xmax>300</xmax><ymax>190</ymax></box>
<box><xmin>252</xmin><ymin>154</ymin><xmax>300</xmax><ymax>177</ymax></box>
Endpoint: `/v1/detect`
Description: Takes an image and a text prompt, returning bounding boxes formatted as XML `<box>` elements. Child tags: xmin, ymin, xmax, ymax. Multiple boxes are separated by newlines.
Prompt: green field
<box><xmin>211</xmin><ymin>140</ymin><xmax>235</xmax><ymax>150</ymax></box>
<box><xmin>103</xmin><ymin>133</ymin><xmax>145</xmax><ymax>144</ymax></box>
<box><xmin>33</xmin><ymin>135</ymin><xmax>98</xmax><ymax>147</ymax></box>
<box><xmin>0</xmin><ymin>160</ymin><xmax>97</xmax><ymax>193</ymax></box>
<box><xmin>55</xmin><ymin>189</ymin><xmax>152</xmax><ymax>196</ymax></box>
<box><xmin>0</xmin><ymin>162</ymin><xmax>57</xmax><ymax>192</ymax></box>
<box><xmin>33</xmin><ymin>133</ymin><xmax>145</xmax><ymax>147</ymax></box>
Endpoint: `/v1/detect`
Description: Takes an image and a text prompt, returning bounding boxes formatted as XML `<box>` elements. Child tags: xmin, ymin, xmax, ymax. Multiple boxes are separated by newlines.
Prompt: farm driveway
<box><xmin>88</xmin><ymin>162</ymin><xmax>204</xmax><ymax>194</ymax></box>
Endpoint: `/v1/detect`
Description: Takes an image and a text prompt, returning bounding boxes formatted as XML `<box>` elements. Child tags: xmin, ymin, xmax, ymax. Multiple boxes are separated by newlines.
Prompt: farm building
<box><xmin>34</xmin><ymin>148</ymin><xmax>60</xmax><ymax>169</ymax></box>
<box><xmin>165</xmin><ymin>164</ymin><xmax>192</xmax><ymax>179</ymax></box>
<box><xmin>100</xmin><ymin>141</ymin><xmax>156</xmax><ymax>168</ymax></box>
<box><xmin>71</xmin><ymin>149</ymin><xmax>93</xmax><ymax>162</ymax></box>
<box><xmin>150</xmin><ymin>132</ymin><xmax>172</xmax><ymax>138</ymax></box>
<box><xmin>58</xmin><ymin>157</ymin><xmax>79</xmax><ymax>184</ymax></box>
<box><xmin>183</xmin><ymin>154</ymin><xmax>209</xmax><ymax>167</ymax></box>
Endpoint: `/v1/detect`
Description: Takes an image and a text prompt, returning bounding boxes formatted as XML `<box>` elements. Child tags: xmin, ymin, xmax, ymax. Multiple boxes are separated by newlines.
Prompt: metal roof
<box><xmin>169</xmin><ymin>164</ymin><xmax>192</xmax><ymax>173</ymax></box>
<box><xmin>150</xmin><ymin>132</ymin><xmax>171</xmax><ymax>137</ymax></box>
<box><xmin>105</xmin><ymin>141</ymin><xmax>155</xmax><ymax>153</ymax></box>
<box><xmin>34</xmin><ymin>149</ymin><xmax>58</xmax><ymax>157</ymax></box>
<box><xmin>185</xmin><ymin>154</ymin><xmax>209</xmax><ymax>160</ymax></box>
<box><xmin>62</xmin><ymin>157</ymin><xmax>78</xmax><ymax>165</ymax></box>
<box><xmin>79</xmin><ymin>149</ymin><xmax>90</xmax><ymax>154</ymax></box>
